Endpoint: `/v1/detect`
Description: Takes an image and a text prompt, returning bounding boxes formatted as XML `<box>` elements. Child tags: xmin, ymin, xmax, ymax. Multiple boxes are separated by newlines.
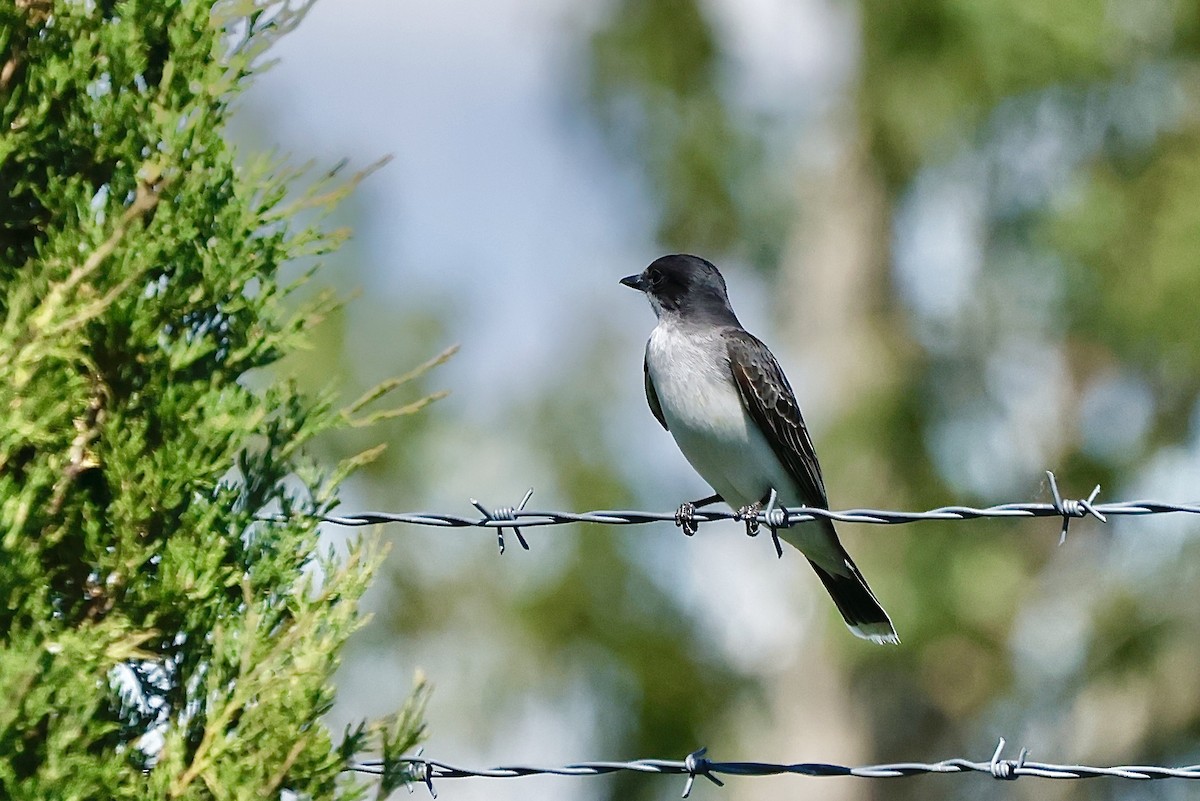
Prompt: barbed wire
<box><xmin>349</xmin><ymin>739</ymin><xmax>1200</xmax><ymax>798</ymax></box>
<box><xmin>327</xmin><ymin>476</ymin><xmax>1200</xmax><ymax>793</ymax></box>
<box><xmin>305</xmin><ymin>472</ymin><xmax>1200</xmax><ymax>553</ymax></box>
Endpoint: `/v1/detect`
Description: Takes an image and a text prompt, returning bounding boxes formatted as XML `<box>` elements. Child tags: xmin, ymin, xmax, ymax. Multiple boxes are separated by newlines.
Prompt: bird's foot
<box><xmin>736</xmin><ymin>502</ymin><xmax>762</xmax><ymax>537</ymax></box>
<box><xmin>674</xmin><ymin>502</ymin><xmax>699</xmax><ymax>536</ymax></box>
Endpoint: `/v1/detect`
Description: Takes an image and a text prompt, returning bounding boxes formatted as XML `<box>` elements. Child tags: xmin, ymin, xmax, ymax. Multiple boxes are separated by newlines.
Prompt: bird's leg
<box><xmin>674</xmin><ymin>502</ymin><xmax>699</xmax><ymax>536</ymax></box>
<box><xmin>736</xmin><ymin>502</ymin><xmax>762</xmax><ymax>537</ymax></box>
<box><xmin>675</xmin><ymin>494</ymin><xmax>722</xmax><ymax>537</ymax></box>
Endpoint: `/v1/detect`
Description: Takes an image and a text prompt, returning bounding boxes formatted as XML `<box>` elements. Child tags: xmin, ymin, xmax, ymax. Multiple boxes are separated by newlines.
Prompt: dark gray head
<box><xmin>620</xmin><ymin>254</ymin><xmax>741</xmax><ymax>326</ymax></box>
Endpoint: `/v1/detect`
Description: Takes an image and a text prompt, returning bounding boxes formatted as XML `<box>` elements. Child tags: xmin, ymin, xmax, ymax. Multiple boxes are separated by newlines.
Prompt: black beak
<box><xmin>620</xmin><ymin>274</ymin><xmax>645</xmax><ymax>291</ymax></box>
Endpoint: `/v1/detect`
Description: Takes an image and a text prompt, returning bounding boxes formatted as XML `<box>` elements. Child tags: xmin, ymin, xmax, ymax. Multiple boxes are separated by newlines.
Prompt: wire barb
<box><xmin>470</xmin><ymin>488</ymin><xmax>534</xmax><ymax>554</ymax></box>
<box><xmin>405</xmin><ymin>749</ymin><xmax>436</xmax><ymax>798</ymax></box>
<box><xmin>988</xmin><ymin>737</ymin><xmax>1028</xmax><ymax>780</ymax></box>
<box><xmin>762</xmin><ymin>489</ymin><xmax>785</xmax><ymax>559</ymax></box>
<box><xmin>682</xmin><ymin>748</ymin><xmax>724</xmax><ymax>797</ymax></box>
<box><xmin>1046</xmin><ymin>471</ymin><xmax>1107</xmax><ymax>544</ymax></box>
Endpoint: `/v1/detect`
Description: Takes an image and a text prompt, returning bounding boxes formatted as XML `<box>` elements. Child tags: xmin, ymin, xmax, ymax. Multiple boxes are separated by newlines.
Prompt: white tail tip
<box><xmin>849</xmin><ymin>622</ymin><xmax>900</xmax><ymax>645</ymax></box>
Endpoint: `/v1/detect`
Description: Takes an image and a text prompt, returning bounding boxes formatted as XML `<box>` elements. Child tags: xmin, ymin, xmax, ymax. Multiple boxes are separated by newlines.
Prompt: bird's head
<box><xmin>620</xmin><ymin>254</ymin><xmax>737</xmax><ymax>324</ymax></box>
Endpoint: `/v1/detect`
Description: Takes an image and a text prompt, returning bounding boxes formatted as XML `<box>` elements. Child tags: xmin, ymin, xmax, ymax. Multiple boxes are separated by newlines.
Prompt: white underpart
<box><xmin>647</xmin><ymin>319</ymin><xmax>798</xmax><ymax>512</ymax></box>
<box><xmin>646</xmin><ymin>318</ymin><xmax>849</xmax><ymax>574</ymax></box>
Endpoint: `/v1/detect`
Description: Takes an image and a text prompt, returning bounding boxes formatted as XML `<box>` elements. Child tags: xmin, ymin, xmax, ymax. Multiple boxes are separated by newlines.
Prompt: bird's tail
<box><xmin>778</xmin><ymin>519</ymin><xmax>899</xmax><ymax>644</ymax></box>
<box><xmin>807</xmin><ymin>554</ymin><xmax>898</xmax><ymax>645</ymax></box>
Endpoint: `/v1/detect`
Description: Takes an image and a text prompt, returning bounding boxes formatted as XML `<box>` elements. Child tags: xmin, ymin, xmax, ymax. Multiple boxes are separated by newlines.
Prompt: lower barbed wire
<box><xmin>347</xmin><ymin>740</ymin><xmax>1200</xmax><ymax>798</ymax></box>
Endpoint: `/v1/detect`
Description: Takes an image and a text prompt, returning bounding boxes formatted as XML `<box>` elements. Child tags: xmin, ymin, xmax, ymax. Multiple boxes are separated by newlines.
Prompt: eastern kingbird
<box><xmin>622</xmin><ymin>254</ymin><xmax>898</xmax><ymax>645</ymax></box>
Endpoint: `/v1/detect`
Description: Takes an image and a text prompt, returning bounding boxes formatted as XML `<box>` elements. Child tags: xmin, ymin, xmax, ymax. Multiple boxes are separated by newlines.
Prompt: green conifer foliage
<box><xmin>0</xmin><ymin>3</ymin><xmax>426</xmax><ymax>798</ymax></box>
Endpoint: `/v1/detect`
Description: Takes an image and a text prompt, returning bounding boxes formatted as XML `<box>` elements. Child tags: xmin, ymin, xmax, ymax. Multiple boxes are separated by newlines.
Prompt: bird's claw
<box><xmin>736</xmin><ymin>503</ymin><xmax>762</xmax><ymax>537</ymax></box>
<box><xmin>675</xmin><ymin>502</ymin><xmax>699</xmax><ymax>536</ymax></box>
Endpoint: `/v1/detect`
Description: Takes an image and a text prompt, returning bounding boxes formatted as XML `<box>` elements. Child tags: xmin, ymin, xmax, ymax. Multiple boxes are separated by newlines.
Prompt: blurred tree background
<box><xmin>237</xmin><ymin>1</ymin><xmax>1200</xmax><ymax>800</ymax></box>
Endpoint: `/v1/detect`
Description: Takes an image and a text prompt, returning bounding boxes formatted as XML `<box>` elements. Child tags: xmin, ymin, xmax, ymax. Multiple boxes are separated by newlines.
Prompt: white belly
<box><xmin>646</xmin><ymin>323</ymin><xmax>799</xmax><ymax>510</ymax></box>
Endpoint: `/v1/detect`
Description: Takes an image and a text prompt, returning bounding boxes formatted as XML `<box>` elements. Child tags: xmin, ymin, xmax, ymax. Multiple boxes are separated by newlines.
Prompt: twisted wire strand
<box><xmin>311</xmin><ymin>470</ymin><xmax>1200</xmax><ymax>539</ymax></box>
<box><xmin>319</xmin><ymin>499</ymin><xmax>1200</xmax><ymax>530</ymax></box>
<box><xmin>302</xmin><ymin>473</ymin><xmax>1200</xmax><ymax>541</ymax></box>
<box><xmin>348</xmin><ymin>740</ymin><xmax>1200</xmax><ymax>798</ymax></box>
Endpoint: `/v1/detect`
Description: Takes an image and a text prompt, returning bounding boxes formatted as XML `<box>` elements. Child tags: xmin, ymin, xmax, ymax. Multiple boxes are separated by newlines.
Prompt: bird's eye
<box><xmin>647</xmin><ymin>269</ymin><xmax>663</xmax><ymax>287</ymax></box>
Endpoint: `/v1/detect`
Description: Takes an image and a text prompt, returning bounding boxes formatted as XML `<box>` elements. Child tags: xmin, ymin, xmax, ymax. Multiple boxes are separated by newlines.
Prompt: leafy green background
<box><xmin>257</xmin><ymin>1</ymin><xmax>1200</xmax><ymax>800</ymax></box>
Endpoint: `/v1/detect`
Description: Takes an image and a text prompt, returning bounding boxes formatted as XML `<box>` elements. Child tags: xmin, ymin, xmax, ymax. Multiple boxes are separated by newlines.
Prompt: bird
<box><xmin>621</xmin><ymin>254</ymin><xmax>898</xmax><ymax>645</ymax></box>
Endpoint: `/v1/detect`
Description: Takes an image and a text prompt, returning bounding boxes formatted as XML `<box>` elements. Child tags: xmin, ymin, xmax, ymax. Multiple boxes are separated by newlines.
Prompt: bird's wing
<box><xmin>643</xmin><ymin>347</ymin><xmax>668</xmax><ymax>430</ymax></box>
<box><xmin>725</xmin><ymin>328</ymin><xmax>829</xmax><ymax>507</ymax></box>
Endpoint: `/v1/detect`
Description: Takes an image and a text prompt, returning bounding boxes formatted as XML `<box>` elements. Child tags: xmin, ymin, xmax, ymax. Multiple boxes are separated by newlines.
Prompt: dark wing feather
<box><xmin>643</xmin><ymin>349</ymin><xmax>667</xmax><ymax>430</ymax></box>
<box><xmin>725</xmin><ymin>328</ymin><xmax>828</xmax><ymax>507</ymax></box>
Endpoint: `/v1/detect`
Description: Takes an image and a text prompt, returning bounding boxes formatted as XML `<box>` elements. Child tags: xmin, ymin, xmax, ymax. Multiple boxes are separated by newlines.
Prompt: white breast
<box><xmin>646</xmin><ymin>322</ymin><xmax>798</xmax><ymax>509</ymax></box>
